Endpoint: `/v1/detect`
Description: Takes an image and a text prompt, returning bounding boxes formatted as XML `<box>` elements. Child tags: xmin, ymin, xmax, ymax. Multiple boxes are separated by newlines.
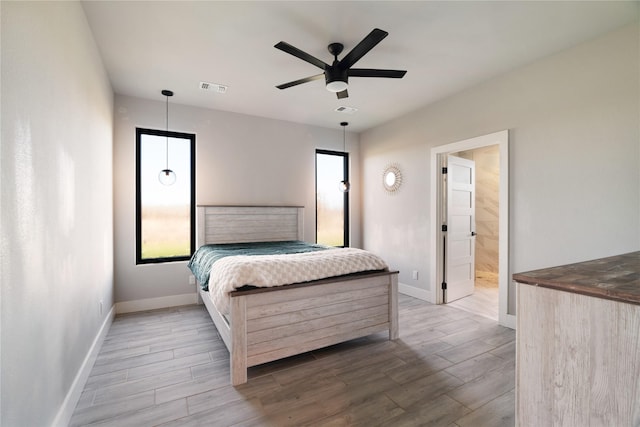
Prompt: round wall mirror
<box><xmin>385</xmin><ymin>171</ymin><xmax>397</xmax><ymax>187</ymax></box>
<box><xmin>382</xmin><ymin>164</ymin><xmax>402</xmax><ymax>193</ymax></box>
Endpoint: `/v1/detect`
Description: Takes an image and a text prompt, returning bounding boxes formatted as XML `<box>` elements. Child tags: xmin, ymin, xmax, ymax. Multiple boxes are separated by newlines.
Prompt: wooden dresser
<box><xmin>513</xmin><ymin>252</ymin><xmax>640</xmax><ymax>426</ymax></box>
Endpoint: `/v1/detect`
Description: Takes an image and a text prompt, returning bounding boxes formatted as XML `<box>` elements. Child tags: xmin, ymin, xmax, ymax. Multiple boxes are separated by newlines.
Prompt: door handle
<box><xmin>471</xmin><ymin>231</ymin><xmax>477</xmax><ymax>236</ymax></box>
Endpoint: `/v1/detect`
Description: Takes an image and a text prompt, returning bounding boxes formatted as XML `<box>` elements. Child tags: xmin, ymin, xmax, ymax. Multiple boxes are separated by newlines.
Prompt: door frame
<box><xmin>429</xmin><ymin>130</ymin><xmax>515</xmax><ymax>329</ymax></box>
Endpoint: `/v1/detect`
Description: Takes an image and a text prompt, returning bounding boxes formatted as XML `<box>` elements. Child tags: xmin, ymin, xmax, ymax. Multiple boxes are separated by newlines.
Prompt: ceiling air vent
<box><xmin>199</xmin><ymin>81</ymin><xmax>228</xmax><ymax>94</ymax></box>
<box><xmin>335</xmin><ymin>106</ymin><xmax>358</xmax><ymax>114</ymax></box>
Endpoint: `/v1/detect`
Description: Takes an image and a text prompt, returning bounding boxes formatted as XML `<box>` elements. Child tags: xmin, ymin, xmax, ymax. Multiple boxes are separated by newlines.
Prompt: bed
<box><xmin>191</xmin><ymin>205</ymin><xmax>399</xmax><ymax>385</ymax></box>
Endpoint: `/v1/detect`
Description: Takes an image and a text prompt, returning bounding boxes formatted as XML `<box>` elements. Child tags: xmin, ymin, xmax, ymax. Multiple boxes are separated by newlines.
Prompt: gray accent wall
<box><xmin>1</xmin><ymin>2</ymin><xmax>114</xmax><ymax>426</ymax></box>
<box><xmin>113</xmin><ymin>95</ymin><xmax>361</xmax><ymax>304</ymax></box>
<box><xmin>360</xmin><ymin>23</ymin><xmax>640</xmax><ymax>315</ymax></box>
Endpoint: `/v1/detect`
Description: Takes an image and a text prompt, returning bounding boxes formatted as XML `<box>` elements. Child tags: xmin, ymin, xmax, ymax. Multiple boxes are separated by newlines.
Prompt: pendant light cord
<box><xmin>341</xmin><ymin>121</ymin><xmax>348</xmax><ymax>152</ymax></box>
<box><xmin>158</xmin><ymin>89</ymin><xmax>175</xmax><ymax>185</ymax></box>
<box><xmin>161</xmin><ymin>89</ymin><xmax>173</xmax><ymax>171</ymax></box>
<box><xmin>339</xmin><ymin>121</ymin><xmax>350</xmax><ymax>193</ymax></box>
<box><xmin>165</xmin><ymin>94</ymin><xmax>169</xmax><ymax>170</ymax></box>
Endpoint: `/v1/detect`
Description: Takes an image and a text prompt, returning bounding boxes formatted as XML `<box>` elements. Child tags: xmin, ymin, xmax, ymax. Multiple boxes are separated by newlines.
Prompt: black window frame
<box><xmin>315</xmin><ymin>149</ymin><xmax>349</xmax><ymax>247</ymax></box>
<box><xmin>136</xmin><ymin>127</ymin><xmax>196</xmax><ymax>264</ymax></box>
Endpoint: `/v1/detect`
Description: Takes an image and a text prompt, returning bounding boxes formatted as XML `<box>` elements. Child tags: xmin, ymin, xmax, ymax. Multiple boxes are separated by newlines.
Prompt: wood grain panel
<box><xmin>589</xmin><ymin>295</ymin><xmax>640</xmax><ymax>426</ymax></box>
<box><xmin>389</xmin><ymin>274</ymin><xmax>399</xmax><ymax>340</ymax></box>
<box><xmin>248</xmin><ymin>313</ymin><xmax>390</xmax><ymax>357</ymax></box>
<box><xmin>247</xmin><ymin>284</ymin><xmax>388</xmax><ymax>319</ymax></box>
<box><xmin>517</xmin><ymin>284</ymin><xmax>554</xmax><ymax>426</ymax></box>
<box><xmin>517</xmin><ymin>283</ymin><xmax>640</xmax><ymax>426</ymax></box>
<box><xmin>199</xmin><ymin>206</ymin><xmax>303</xmax><ymax>245</ymax></box>
<box><xmin>247</xmin><ymin>322</ymin><xmax>390</xmax><ymax>367</ymax></box>
<box><xmin>553</xmin><ymin>291</ymin><xmax>589</xmax><ymax>426</ymax></box>
<box><xmin>199</xmin><ymin>289</ymin><xmax>231</xmax><ymax>351</ymax></box>
<box><xmin>200</xmin><ymin>270</ymin><xmax>397</xmax><ymax>385</ymax></box>
<box><xmin>247</xmin><ymin>304</ymin><xmax>388</xmax><ymax>346</ymax></box>
<box><xmin>230</xmin><ymin>296</ymin><xmax>247</xmax><ymax>385</ymax></box>
<box><xmin>246</xmin><ymin>294</ymin><xmax>389</xmax><ymax>333</ymax></box>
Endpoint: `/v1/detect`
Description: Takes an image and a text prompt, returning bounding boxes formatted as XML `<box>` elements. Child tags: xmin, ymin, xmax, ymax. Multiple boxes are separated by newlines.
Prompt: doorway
<box><xmin>444</xmin><ymin>154</ymin><xmax>477</xmax><ymax>304</ymax></box>
<box><xmin>447</xmin><ymin>147</ymin><xmax>498</xmax><ymax>320</ymax></box>
<box><xmin>429</xmin><ymin>130</ymin><xmax>515</xmax><ymax>328</ymax></box>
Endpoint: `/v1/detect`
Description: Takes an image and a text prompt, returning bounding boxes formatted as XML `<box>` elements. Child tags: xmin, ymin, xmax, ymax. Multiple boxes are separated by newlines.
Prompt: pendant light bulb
<box><xmin>159</xmin><ymin>89</ymin><xmax>175</xmax><ymax>186</ymax></box>
<box><xmin>339</xmin><ymin>121</ymin><xmax>350</xmax><ymax>193</ymax></box>
<box><xmin>159</xmin><ymin>169</ymin><xmax>176</xmax><ymax>186</ymax></box>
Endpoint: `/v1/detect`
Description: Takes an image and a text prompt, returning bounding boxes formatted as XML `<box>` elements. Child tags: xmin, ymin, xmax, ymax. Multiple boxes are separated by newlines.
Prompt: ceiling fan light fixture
<box><xmin>275</xmin><ymin>28</ymin><xmax>405</xmax><ymax>99</ymax></box>
<box><xmin>326</xmin><ymin>80</ymin><xmax>348</xmax><ymax>93</ymax></box>
<box><xmin>325</xmin><ymin>66</ymin><xmax>348</xmax><ymax>93</ymax></box>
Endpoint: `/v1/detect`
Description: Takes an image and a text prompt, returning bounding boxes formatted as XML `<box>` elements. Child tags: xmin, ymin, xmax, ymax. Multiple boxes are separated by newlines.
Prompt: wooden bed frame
<box><xmin>196</xmin><ymin>205</ymin><xmax>399</xmax><ymax>385</ymax></box>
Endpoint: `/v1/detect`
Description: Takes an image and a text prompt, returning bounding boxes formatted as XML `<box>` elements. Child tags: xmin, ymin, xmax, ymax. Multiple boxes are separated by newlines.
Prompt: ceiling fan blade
<box><xmin>349</xmin><ymin>69</ymin><xmax>407</xmax><ymax>78</ymax></box>
<box><xmin>339</xmin><ymin>28</ymin><xmax>388</xmax><ymax>69</ymax></box>
<box><xmin>274</xmin><ymin>41</ymin><xmax>329</xmax><ymax>70</ymax></box>
<box><xmin>336</xmin><ymin>89</ymin><xmax>349</xmax><ymax>99</ymax></box>
<box><xmin>276</xmin><ymin>73</ymin><xmax>324</xmax><ymax>90</ymax></box>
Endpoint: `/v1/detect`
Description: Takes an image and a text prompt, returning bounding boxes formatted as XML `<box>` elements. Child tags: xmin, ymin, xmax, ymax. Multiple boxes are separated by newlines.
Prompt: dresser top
<box><xmin>513</xmin><ymin>251</ymin><xmax>640</xmax><ymax>305</ymax></box>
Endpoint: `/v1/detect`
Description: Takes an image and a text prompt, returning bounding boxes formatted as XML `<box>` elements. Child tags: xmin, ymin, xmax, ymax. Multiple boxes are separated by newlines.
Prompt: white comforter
<box><xmin>208</xmin><ymin>247</ymin><xmax>388</xmax><ymax>315</ymax></box>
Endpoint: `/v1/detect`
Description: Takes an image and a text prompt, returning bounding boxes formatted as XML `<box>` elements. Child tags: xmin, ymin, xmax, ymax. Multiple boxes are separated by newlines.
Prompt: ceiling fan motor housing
<box><xmin>327</xmin><ymin>42</ymin><xmax>344</xmax><ymax>57</ymax></box>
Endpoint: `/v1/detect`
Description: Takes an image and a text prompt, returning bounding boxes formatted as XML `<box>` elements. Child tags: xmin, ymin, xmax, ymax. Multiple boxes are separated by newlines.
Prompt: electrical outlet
<box><xmin>412</xmin><ymin>270</ymin><xmax>419</xmax><ymax>280</ymax></box>
<box><xmin>189</xmin><ymin>275</ymin><xmax>196</xmax><ymax>285</ymax></box>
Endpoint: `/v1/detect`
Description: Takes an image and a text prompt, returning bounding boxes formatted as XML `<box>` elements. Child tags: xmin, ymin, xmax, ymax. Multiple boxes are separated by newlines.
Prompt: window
<box><xmin>136</xmin><ymin>128</ymin><xmax>196</xmax><ymax>264</ymax></box>
<box><xmin>315</xmin><ymin>149</ymin><xmax>349</xmax><ymax>247</ymax></box>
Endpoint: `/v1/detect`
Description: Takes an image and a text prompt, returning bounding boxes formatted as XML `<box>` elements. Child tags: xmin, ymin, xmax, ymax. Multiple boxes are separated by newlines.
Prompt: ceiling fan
<box><xmin>274</xmin><ymin>28</ymin><xmax>407</xmax><ymax>99</ymax></box>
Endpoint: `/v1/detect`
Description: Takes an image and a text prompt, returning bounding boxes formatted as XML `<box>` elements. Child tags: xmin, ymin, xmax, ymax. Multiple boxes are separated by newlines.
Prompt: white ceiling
<box><xmin>82</xmin><ymin>1</ymin><xmax>638</xmax><ymax>133</ymax></box>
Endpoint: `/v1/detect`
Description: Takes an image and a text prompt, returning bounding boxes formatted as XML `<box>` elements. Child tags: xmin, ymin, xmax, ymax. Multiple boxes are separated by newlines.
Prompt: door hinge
<box><xmin>442</xmin><ymin>167</ymin><xmax>448</xmax><ymax>174</ymax></box>
<box><xmin>441</xmin><ymin>282</ymin><xmax>447</xmax><ymax>290</ymax></box>
<box><xmin>441</xmin><ymin>224</ymin><xmax>447</xmax><ymax>232</ymax></box>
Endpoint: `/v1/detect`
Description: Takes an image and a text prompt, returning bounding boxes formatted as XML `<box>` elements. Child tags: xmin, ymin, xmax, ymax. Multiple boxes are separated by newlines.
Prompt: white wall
<box><xmin>361</xmin><ymin>23</ymin><xmax>640</xmax><ymax>314</ymax></box>
<box><xmin>113</xmin><ymin>95</ymin><xmax>361</xmax><ymax>305</ymax></box>
<box><xmin>1</xmin><ymin>2</ymin><xmax>114</xmax><ymax>426</ymax></box>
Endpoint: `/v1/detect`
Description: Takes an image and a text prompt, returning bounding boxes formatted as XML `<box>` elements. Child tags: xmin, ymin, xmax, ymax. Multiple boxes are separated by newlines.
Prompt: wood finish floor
<box><xmin>447</xmin><ymin>272</ymin><xmax>499</xmax><ymax>321</ymax></box>
<box><xmin>70</xmin><ymin>294</ymin><xmax>515</xmax><ymax>426</ymax></box>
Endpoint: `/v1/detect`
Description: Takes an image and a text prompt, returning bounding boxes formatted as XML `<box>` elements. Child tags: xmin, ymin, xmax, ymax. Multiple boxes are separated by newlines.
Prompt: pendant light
<box><xmin>158</xmin><ymin>89</ymin><xmax>176</xmax><ymax>186</ymax></box>
<box><xmin>339</xmin><ymin>121</ymin><xmax>350</xmax><ymax>193</ymax></box>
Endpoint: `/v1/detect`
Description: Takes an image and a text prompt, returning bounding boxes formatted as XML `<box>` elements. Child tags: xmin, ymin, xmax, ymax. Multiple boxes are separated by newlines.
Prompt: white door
<box><xmin>445</xmin><ymin>155</ymin><xmax>476</xmax><ymax>303</ymax></box>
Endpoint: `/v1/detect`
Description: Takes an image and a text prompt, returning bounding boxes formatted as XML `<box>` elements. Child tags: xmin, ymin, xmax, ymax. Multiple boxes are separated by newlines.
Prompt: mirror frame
<box><xmin>382</xmin><ymin>164</ymin><xmax>402</xmax><ymax>193</ymax></box>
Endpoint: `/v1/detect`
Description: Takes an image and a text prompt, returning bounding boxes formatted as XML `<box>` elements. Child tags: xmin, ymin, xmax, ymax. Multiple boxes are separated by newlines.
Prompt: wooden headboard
<box><xmin>197</xmin><ymin>205</ymin><xmax>304</xmax><ymax>246</ymax></box>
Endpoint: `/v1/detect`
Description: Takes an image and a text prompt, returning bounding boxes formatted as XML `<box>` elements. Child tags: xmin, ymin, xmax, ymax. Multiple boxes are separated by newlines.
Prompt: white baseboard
<box><xmin>501</xmin><ymin>313</ymin><xmax>517</xmax><ymax>330</ymax></box>
<box><xmin>115</xmin><ymin>293</ymin><xmax>198</xmax><ymax>314</ymax></box>
<box><xmin>398</xmin><ymin>282</ymin><xmax>433</xmax><ymax>303</ymax></box>
<box><xmin>52</xmin><ymin>305</ymin><xmax>115</xmax><ymax>427</ymax></box>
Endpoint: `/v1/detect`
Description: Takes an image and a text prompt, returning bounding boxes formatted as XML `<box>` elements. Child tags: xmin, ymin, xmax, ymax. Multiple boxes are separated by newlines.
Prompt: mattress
<box><xmin>187</xmin><ymin>241</ymin><xmax>389</xmax><ymax>315</ymax></box>
<box><xmin>188</xmin><ymin>240</ymin><xmax>330</xmax><ymax>290</ymax></box>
